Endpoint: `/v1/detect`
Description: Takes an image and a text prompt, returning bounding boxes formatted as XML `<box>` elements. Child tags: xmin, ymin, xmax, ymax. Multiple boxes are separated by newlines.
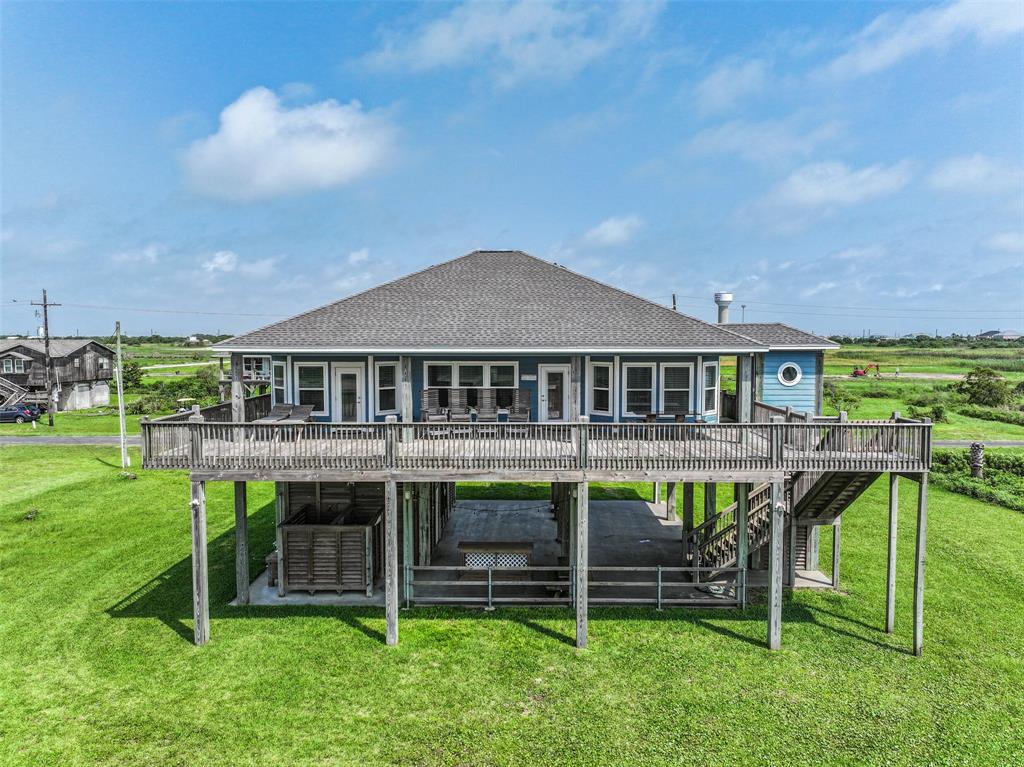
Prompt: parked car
<box><xmin>0</xmin><ymin>404</ymin><xmax>39</xmax><ymax>423</ymax></box>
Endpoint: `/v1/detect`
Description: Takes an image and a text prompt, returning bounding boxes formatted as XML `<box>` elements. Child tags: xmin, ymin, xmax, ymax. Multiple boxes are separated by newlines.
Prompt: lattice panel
<box><xmin>495</xmin><ymin>552</ymin><xmax>530</xmax><ymax>568</ymax></box>
<box><xmin>464</xmin><ymin>552</ymin><xmax>496</xmax><ymax>568</ymax></box>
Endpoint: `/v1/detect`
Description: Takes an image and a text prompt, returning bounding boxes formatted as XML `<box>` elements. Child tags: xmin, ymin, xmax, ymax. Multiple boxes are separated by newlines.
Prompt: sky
<box><xmin>1</xmin><ymin>0</ymin><xmax>1023</xmax><ymax>338</ymax></box>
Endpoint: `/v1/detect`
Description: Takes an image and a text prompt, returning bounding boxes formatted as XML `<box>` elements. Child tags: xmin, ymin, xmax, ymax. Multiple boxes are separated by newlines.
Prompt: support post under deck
<box><xmin>736</xmin><ymin>482</ymin><xmax>749</xmax><ymax>609</ymax></box>
<box><xmin>703</xmin><ymin>482</ymin><xmax>716</xmax><ymax>521</ymax></box>
<box><xmin>913</xmin><ymin>475</ymin><xmax>928</xmax><ymax>656</ymax></box>
<box><xmin>886</xmin><ymin>474</ymin><xmax>899</xmax><ymax>634</ymax></box>
<box><xmin>575</xmin><ymin>482</ymin><xmax>589</xmax><ymax>649</ymax></box>
<box><xmin>682</xmin><ymin>483</ymin><xmax>694</xmax><ymax>566</ymax></box>
<box><xmin>767</xmin><ymin>480</ymin><xmax>784</xmax><ymax>650</ymax></box>
<box><xmin>403</xmin><ymin>483</ymin><xmax>414</xmax><ymax>607</ymax></box>
<box><xmin>385</xmin><ymin>479</ymin><xmax>399</xmax><ymax>646</ymax></box>
<box><xmin>234</xmin><ymin>481</ymin><xmax>249</xmax><ymax>605</ymax></box>
<box><xmin>831</xmin><ymin>516</ymin><xmax>842</xmax><ymax>590</ymax></box>
<box><xmin>190</xmin><ymin>478</ymin><xmax>209</xmax><ymax>646</ymax></box>
<box><xmin>665</xmin><ymin>482</ymin><xmax>677</xmax><ymax>520</ymax></box>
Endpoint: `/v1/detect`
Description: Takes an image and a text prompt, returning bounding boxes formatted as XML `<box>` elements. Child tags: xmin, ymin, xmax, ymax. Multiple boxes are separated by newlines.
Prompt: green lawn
<box><xmin>2</xmin><ymin>446</ymin><xmax>1022</xmax><ymax>765</ymax></box>
<box><xmin>0</xmin><ymin>409</ymin><xmax>144</xmax><ymax>436</ymax></box>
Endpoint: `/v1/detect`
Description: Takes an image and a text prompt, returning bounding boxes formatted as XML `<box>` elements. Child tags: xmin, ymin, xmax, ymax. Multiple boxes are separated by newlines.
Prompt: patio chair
<box><xmin>279</xmin><ymin>404</ymin><xmax>314</xmax><ymax>423</ymax></box>
<box><xmin>476</xmin><ymin>388</ymin><xmax>499</xmax><ymax>435</ymax></box>
<box><xmin>507</xmin><ymin>388</ymin><xmax>531</xmax><ymax>434</ymax></box>
<box><xmin>255</xmin><ymin>403</ymin><xmax>293</xmax><ymax>423</ymax></box>
<box><xmin>448</xmin><ymin>388</ymin><xmax>472</xmax><ymax>423</ymax></box>
<box><xmin>420</xmin><ymin>388</ymin><xmax>447</xmax><ymax>422</ymax></box>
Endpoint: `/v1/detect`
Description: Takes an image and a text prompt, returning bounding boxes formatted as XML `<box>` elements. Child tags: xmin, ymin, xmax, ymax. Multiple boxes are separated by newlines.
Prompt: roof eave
<box><xmin>211</xmin><ymin>345</ymin><xmax>771</xmax><ymax>355</ymax></box>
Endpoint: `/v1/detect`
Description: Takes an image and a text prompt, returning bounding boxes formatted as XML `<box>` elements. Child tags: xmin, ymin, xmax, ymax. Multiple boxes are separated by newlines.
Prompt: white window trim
<box><xmin>777</xmin><ymin>362</ymin><xmax>803</xmax><ymax>387</ymax></box>
<box><xmin>272</xmin><ymin>361</ymin><xmax>287</xmax><ymax>405</ymax></box>
<box><xmin>588</xmin><ymin>360</ymin><xmax>613</xmax><ymax>416</ymax></box>
<box><xmin>243</xmin><ymin>355</ymin><xmax>271</xmax><ymax>379</ymax></box>
<box><xmin>2</xmin><ymin>359</ymin><xmax>12</xmax><ymax>374</ymax></box>
<box><xmin>374</xmin><ymin>361</ymin><xmax>400</xmax><ymax>415</ymax></box>
<box><xmin>622</xmin><ymin>362</ymin><xmax>656</xmax><ymax>417</ymax></box>
<box><xmin>422</xmin><ymin>361</ymin><xmax>519</xmax><ymax>389</ymax></box>
<box><xmin>293</xmin><ymin>361</ymin><xmax>329</xmax><ymax>416</ymax></box>
<box><xmin>659</xmin><ymin>362</ymin><xmax>695</xmax><ymax>416</ymax></box>
<box><xmin>330</xmin><ymin>361</ymin><xmax>366</xmax><ymax>422</ymax></box>
<box><xmin>15</xmin><ymin>359</ymin><xmax>25</xmax><ymax>373</ymax></box>
<box><xmin>702</xmin><ymin>360</ymin><xmax>720</xmax><ymax>415</ymax></box>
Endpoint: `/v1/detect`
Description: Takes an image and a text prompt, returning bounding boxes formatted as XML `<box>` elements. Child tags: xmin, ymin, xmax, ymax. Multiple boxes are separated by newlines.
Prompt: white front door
<box><xmin>331</xmin><ymin>364</ymin><xmax>365</xmax><ymax>422</ymax></box>
<box><xmin>538</xmin><ymin>364</ymin><xmax>571</xmax><ymax>421</ymax></box>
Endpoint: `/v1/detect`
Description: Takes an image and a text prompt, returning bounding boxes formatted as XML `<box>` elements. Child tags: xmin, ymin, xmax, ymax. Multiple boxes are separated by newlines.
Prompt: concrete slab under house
<box><xmin>139</xmin><ymin>250</ymin><xmax>931</xmax><ymax>654</ymax></box>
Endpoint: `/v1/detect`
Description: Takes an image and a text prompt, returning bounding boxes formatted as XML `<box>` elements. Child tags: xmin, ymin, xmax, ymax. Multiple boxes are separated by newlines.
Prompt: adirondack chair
<box><xmin>476</xmin><ymin>389</ymin><xmax>498</xmax><ymax>422</ymax></box>
<box><xmin>255</xmin><ymin>403</ymin><xmax>294</xmax><ymax>423</ymax></box>
<box><xmin>507</xmin><ymin>388</ymin><xmax>531</xmax><ymax>434</ymax></box>
<box><xmin>420</xmin><ymin>388</ymin><xmax>447</xmax><ymax>422</ymax></box>
<box><xmin>448</xmin><ymin>388</ymin><xmax>472</xmax><ymax>423</ymax></box>
<box><xmin>280</xmin><ymin>404</ymin><xmax>314</xmax><ymax>423</ymax></box>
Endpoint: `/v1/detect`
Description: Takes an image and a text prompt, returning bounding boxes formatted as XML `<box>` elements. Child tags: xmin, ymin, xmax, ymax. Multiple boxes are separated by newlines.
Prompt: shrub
<box><xmin>956</xmin><ymin>367</ymin><xmax>1012</xmax><ymax>407</ymax></box>
<box><xmin>823</xmin><ymin>380</ymin><xmax>861</xmax><ymax>415</ymax></box>
<box><xmin>120</xmin><ymin>360</ymin><xmax>144</xmax><ymax>389</ymax></box>
<box><xmin>931</xmin><ymin>448</ymin><xmax>1024</xmax><ymax>512</ymax></box>
<box><xmin>125</xmin><ymin>394</ymin><xmax>175</xmax><ymax>416</ymax></box>
<box><xmin>907</xmin><ymin>403</ymin><xmax>948</xmax><ymax>423</ymax></box>
<box><xmin>956</xmin><ymin>404</ymin><xmax>1024</xmax><ymax>427</ymax></box>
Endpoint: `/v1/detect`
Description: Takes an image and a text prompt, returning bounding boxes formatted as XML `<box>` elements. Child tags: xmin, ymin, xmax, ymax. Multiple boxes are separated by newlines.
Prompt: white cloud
<box><xmin>801</xmin><ymin>281</ymin><xmax>836</xmax><ymax>298</ymax></box>
<box><xmin>583</xmin><ymin>215</ymin><xmax>644</xmax><ymax>247</ymax></box>
<box><xmin>687</xmin><ymin>117</ymin><xmax>842</xmax><ymax>164</ymax></box>
<box><xmin>928</xmin><ymin>154</ymin><xmax>1023</xmax><ymax>194</ymax></box>
<box><xmin>201</xmin><ymin>250</ymin><xmax>238</xmax><ymax>273</ymax></box>
<box><xmin>347</xmin><ymin>247</ymin><xmax>370</xmax><ymax>265</ymax></box>
<box><xmin>364</xmin><ymin>2</ymin><xmax>662</xmax><ymax>87</ymax></box>
<box><xmin>822</xmin><ymin>0</ymin><xmax>1024</xmax><ymax>79</ymax></box>
<box><xmin>831</xmin><ymin>245</ymin><xmax>887</xmax><ymax>261</ymax></box>
<box><xmin>238</xmin><ymin>257</ymin><xmax>278</xmax><ymax>279</ymax></box>
<box><xmin>113</xmin><ymin>243</ymin><xmax>166</xmax><ymax>264</ymax></box>
<box><xmin>183</xmin><ymin>87</ymin><xmax>397</xmax><ymax>201</ymax></box>
<box><xmin>984</xmin><ymin>231</ymin><xmax>1024</xmax><ymax>253</ymax></box>
<box><xmin>768</xmin><ymin>160</ymin><xmax>912</xmax><ymax>209</ymax></box>
<box><xmin>694</xmin><ymin>59</ymin><xmax>767</xmax><ymax>115</ymax></box>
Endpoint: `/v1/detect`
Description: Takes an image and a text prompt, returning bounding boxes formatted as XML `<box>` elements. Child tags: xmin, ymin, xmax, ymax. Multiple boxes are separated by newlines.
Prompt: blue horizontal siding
<box><xmin>761</xmin><ymin>352</ymin><xmax>818</xmax><ymax>415</ymax></box>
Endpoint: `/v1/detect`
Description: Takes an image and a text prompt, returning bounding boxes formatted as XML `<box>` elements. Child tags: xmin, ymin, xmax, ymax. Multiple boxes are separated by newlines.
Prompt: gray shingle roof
<box><xmin>723</xmin><ymin>323</ymin><xmax>838</xmax><ymax>349</ymax></box>
<box><xmin>216</xmin><ymin>250</ymin><xmax>768</xmax><ymax>352</ymax></box>
<box><xmin>0</xmin><ymin>338</ymin><xmax>112</xmax><ymax>357</ymax></box>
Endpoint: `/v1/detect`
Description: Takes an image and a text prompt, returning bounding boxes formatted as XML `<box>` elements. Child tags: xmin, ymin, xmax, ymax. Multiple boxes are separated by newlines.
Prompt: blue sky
<box><xmin>2</xmin><ymin>1</ymin><xmax>1022</xmax><ymax>337</ymax></box>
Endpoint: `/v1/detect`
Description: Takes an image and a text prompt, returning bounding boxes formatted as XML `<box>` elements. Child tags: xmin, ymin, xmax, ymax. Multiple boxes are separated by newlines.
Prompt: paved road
<box><xmin>0</xmin><ymin>435</ymin><xmax>141</xmax><ymax>446</ymax></box>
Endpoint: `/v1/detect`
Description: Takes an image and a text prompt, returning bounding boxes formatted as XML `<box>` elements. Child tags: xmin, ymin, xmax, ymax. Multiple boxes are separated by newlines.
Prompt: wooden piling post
<box><xmin>403</xmin><ymin>483</ymin><xmax>414</xmax><ymax>607</ymax></box>
<box><xmin>703</xmin><ymin>482</ymin><xmax>716</xmax><ymax>521</ymax></box>
<box><xmin>913</xmin><ymin>476</ymin><xmax>928</xmax><ymax>656</ymax></box>
<box><xmin>768</xmin><ymin>479</ymin><xmax>784</xmax><ymax>650</ymax></box>
<box><xmin>575</xmin><ymin>481</ymin><xmax>589</xmax><ymax>649</ymax></box>
<box><xmin>417</xmin><ymin>482</ymin><xmax>430</xmax><ymax>566</ymax></box>
<box><xmin>682</xmin><ymin>483</ymin><xmax>694</xmax><ymax>565</ymax></box>
<box><xmin>831</xmin><ymin>516</ymin><xmax>842</xmax><ymax>590</ymax></box>
<box><xmin>190</xmin><ymin>478</ymin><xmax>209</xmax><ymax>645</ymax></box>
<box><xmin>736</xmin><ymin>482</ymin><xmax>750</xmax><ymax>608</ymax></box>
<box><xmin>230</xmin><ymin>353</ymin><xmax>244</xmax><ymax>421</ymax></box>
<box><xmin>886</xmin><ymin>473</ymin><xmax>899</xmax><ymax>633</ymax></box>
<box><xmin>786</xmin><ymin>517</ymin><xmax>797</xmax><ymax>587</ymax></box>
<box><xmin>666</xmin><ymin>482</ymin><xmax>677</xmax><ymax>520</ymax></box>
<box><xmin>653</xmin><ymin>481</ymin><xmax>661</xmax><ymax>504</ymax></box>
<box><xmin>234</xmin><ymin>481</ymin><xmax>249</xmax><ymax>605</ymax></box>
<box><xmin>385</xmin><ymin>479</ymin><xmax>399</xmax><ymax>646</ymax></box>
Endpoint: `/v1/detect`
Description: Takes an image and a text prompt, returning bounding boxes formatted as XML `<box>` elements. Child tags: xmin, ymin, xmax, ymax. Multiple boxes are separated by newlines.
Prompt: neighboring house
<box><xmin>978</xmin><ymin>329</ymin><xmax>1022</xmax><ymax>341</ymax></box>
<box><xmin>140</xmin><ymin>250</ymin><xmax>931</xmax><ymax>656</ymax></box>
<box><xmin>0</xmin><ymin>338</ymin><xmax>115</xmax><ymax>411</ymax></box>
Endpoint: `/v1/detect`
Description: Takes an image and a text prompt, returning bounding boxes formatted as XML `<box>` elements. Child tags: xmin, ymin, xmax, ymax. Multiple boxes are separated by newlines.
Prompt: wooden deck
<box><xmin>141</xmin><ymin>417</ymin><xmax>931</xmax><ymax>481</ymax></box>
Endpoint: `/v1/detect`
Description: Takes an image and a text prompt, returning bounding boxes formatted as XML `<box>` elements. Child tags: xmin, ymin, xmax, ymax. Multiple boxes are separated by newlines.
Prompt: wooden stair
<box><xmin>0</xmin><ymin>376</ymin><xmax>28</xmax><ymax>408</ymax></box>
<box><xmin>791</xmin><ymin>471</ymin><xmax>881</xmax><ymax>524</ymax></box>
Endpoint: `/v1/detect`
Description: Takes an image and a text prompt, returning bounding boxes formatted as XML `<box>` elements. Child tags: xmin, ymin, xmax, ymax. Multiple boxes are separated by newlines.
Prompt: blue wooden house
<box><xmin>141</xmin><ymin>250</ymin><xmax>931</xmax><ymax>656</ymax></box>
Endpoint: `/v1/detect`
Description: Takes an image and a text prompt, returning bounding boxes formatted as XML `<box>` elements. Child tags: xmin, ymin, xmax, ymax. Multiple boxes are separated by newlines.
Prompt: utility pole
<box><xmin>115</xmin><ymin>321</ymin><xmax>129</xmax><ymax>468</ymax></box>
<box><xmin>30</xmin><ymin>290</ymin><xmax>61</xmax><ymax>427</ymax></box>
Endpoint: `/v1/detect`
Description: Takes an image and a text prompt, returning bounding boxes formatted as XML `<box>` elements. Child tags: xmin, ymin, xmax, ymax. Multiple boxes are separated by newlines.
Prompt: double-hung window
<box><xmin>661</xmin><ymin>363</ymin><xmax>693</xmax><ymax>415</ymax></box>
<box><xmin>2</xmin><ymin>359</ymin><xmax>12</xmax><ymax>374</ymax></box>
<box><xmin>623</xmin><ymin>364</ymin><xmax>655</xmax><ymax>416</ymax></box>
<box><xmin>295</xmin><ymin>363</ymin><xmax>328</xmax><ymax>415</ymax></box>
<box><xmin>702</xmin><ymin>361</ymin><xmax>719</xmax><ymax>414</ymax></box>
<box><xmin>589</xmin><ymin>362</ymin><xmax>612</xmax><ymax>416</ymax></box>
<box><xmin>14</xmin><ymin>359</ymin><xmax>25</xmax><ymax>373</ymax></box>
<box><xmin>272</xmin><ymin>362</ymin><xmax>287</xmax><ymax>405</ymax></box>
<box><xmin>375</xmin><ymin>362</ymin><xmax>398</xmax><ymax>414</ymax></box>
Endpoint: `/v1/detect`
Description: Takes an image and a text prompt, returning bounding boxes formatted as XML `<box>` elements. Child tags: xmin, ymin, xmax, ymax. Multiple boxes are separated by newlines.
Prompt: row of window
<box><xmin>2</xmin><ymin>358</ymin><xmax>26</xmax><ymax>374</ymax></box>
<box><xmin>606</xmin><ymin>361</ymin><xmax>718</xmax><ymax>417</ymax></box>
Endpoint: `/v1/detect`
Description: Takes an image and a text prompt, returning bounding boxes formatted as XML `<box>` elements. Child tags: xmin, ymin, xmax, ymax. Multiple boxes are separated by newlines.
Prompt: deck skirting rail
<box><xmin>140</xmin><ymin>419</ymin><xmax>932</xmax><ymax>476</ymax></box>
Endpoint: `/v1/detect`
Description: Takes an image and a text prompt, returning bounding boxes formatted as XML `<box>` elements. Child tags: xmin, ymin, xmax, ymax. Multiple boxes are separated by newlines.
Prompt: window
<box><xmin>14</xmin><ymin>359</ymin><xmax>25</xmax><ymax>373</ymax></box>
<box><xmin>243</xmin><ymin>356</ymin><xmax>270</xmax><ymax>380</ymax></box>
<box><xmin>702</xmin><ymin>362</ymin><xmax>719</xmax><ymax>414</ymax></box>
<box><xmin>488</xmin><ymin>364</ymin><xmax>516</xmax><ymax>388</ymax></box>
<box><xmin>272</xmin><ymin>362</ymin><xmax>286</xmax><ymax>405</ymax></box>
<box><xmin>294</xmin><ymin>363</ymin><xmax>327</xmax><ymax>414</ymax></box>
<box><xmin>589</xmin><ymin>362</ymin><xmax>612</xmax><ymax>415</ymax></box>
<box><xmin>426</xmin><ymin>363</ymin><xmax>453</xmax><ymax>388</ymax></box>
<box><xmin>98</xmin><ymin>357</ymin><xmax>110</xmax><ymax>370</ymax></box>
<box><xmin>661</xmin><ymin>364</ymin><xmax>693</xmax><ymax>415</ymax></box>
<box><xmin>777</xmin><ymin>362</ymin><xmax>803</xmax><ymax>387</ymax></box>
<box><xmin>2</xmin><ymin>359</ymin><xmax>11</xmax><ymax>374</ymax></box>
<box><xmin>457</xmin><ymin>364</ymin><xmax>484</xmax><ymax>387</ymax></box>
<box><xmin>375</xmin><ymin>362</ymin><xmax>398</xmax><ymax>414</ymax></box>
<box><xmin>74</xmin><ymin>357</ymin><xmax>81</xmax><ymax>367</ymax></box>
<box><xmin>623</xmin><ymin>364</ymin><xmax>655</xmax><ymax>416</ymax></box>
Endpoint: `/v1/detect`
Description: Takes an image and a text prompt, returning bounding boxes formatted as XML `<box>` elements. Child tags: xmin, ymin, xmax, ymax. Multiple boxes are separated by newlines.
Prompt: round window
<box><xmin>777</xmin><ymin>362</ymin><xmax>803</xmax><ymax>387</ymax></box>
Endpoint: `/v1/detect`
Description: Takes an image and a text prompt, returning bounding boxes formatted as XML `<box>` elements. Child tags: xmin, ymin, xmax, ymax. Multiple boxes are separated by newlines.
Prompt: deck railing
<box><xmin>141</xmin><ymin>414</ymin><xmax>932</xmax><ymax>475</ymax></box>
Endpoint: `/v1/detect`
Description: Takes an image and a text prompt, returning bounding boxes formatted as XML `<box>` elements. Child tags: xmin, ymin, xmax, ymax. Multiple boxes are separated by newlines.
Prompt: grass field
<box><xmin>1</xmin><ymin>446</ymin><xmax>1022</xmax><ymax>766</ymax></box>
<box><xmin>0</xmin><ymin>408</ymin><xmax>144</xmax><ymax>436</ymax></box>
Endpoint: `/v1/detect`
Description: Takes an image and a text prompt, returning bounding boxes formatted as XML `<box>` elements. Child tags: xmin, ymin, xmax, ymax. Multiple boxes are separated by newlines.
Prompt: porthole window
<box><xmin>777</xmin><ymin>362</ymin><xmax>803</xmax><ymax>387</ymax></box>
